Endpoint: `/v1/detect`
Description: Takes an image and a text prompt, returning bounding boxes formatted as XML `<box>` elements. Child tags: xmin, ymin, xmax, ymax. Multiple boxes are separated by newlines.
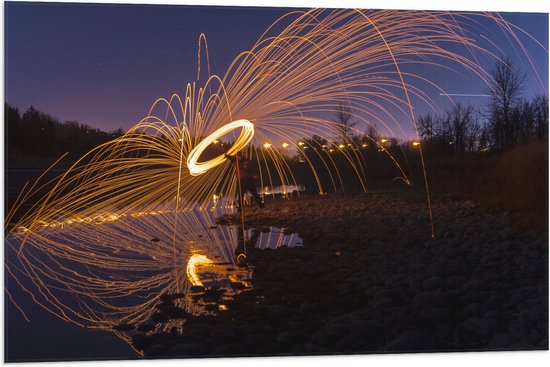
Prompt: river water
<box><xmin>5</xmin><ymin>203</ymin><xmax>302</xmax><ymax>361</ymax></box>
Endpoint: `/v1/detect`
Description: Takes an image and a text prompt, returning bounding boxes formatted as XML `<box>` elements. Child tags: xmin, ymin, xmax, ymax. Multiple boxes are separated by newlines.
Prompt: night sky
<box><xmin>4</xmin><ymin>1</ymin><xmax>549</xmax><ymax>138</ymax></box>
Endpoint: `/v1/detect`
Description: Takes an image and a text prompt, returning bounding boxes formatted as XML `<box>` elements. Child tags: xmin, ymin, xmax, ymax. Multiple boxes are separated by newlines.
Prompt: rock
<box><xmin>132</xmin><ymin>334</ymin><xmax>154</xmax><ymax>351</ymax></box>
<box><xmin>159</xmin><ymin>293</ymin><xmax>184</xmax><ymax>302</ymax></box>
<box><xmin>417</xmin><ymin>307</ymin><xmax>455</xmax><ymax>323</ymax></box>
<box><xmin>159</xmin><ymin>305</ymin><xmax>188</xmax><ymax>319</ymax></box>
<box><xmin>422</xmin><ymin>276</ymin><xmax>444</xmax><ymax>290</ymax></box>
<box><xmin>507</xmin><ymin>319</ymin><xmax>525</xmax><ymax>335</ymax></box>
<box><xmin>200</xmin><ymin>288</ymin><xmax>225</xmax><ymax>302</ymax></box>
<box><xmin>294</xmin><ymin>343</ymin><xmax>321</xmax><ymax>353</ymax></box>
<box><xmin>151</xmin><ymin>312</ymin><xmax>169</xmax><ymax>323</ymax></box>
<box><xmin>483</xmin><ymin>295</ymin><xmax>506</xmax><ymax>311</ymax></box>
<box><xmin>146</xmin><ymin>344</ymin><xmax>169</xmax><ymax>357</ymax></box>
<box><xmin>445</xmin><ymin>276</ymin><xmax>469</xmax><ymax>289</ymax></box>
<box><xmin>184</xmin><ymin>323</ymin><xmax>214</xmax><ymax>339</ymax></box>
<box><xmin>190</xmin><ymin>285</ymin><xmax>205</xmax><ymax>292</ymax></box>
<box><xmin>137</xmin><ymin>324</ymin><xmax>156</xmax><ymax>332</ymax></box>
<box><xmin>208</xmin><ymin>327</ymin><xmax>236</xmax><ymax>342</ymax></box>
<box><xmin>268</xmin><ymin>305</ymin><xmax>284</xmax><ymax>316</ymax></box>
<box><xmin>211</xmin><ymin>343</ymin><xmax>245</xmax><ymax>356</ymax></box>
<box><xmin>427</xmin><ymin>263</ymin><xmax>446</xmax><ymax>277</ymax></box>
<box><xmin>412</xmin><ymin>291</ymin><xmax>444</xmax><ymax>309</ymax></box>
<box><xmin>230</xmin><ymin>281</ymin><xmax>245</xmax><ymax>290</ymax></box>
<box><xmin>204</xmin><ymin>304</ymin><xmax>218</xmax><ymax>312</ymax></box>
<box><xmin>483</xmin><ymin>310</ymin><xmax>507</xmax><ymax>322</ymax></box>
<box><xmin>461</xmin><ymin>303</ymin><xmax>482</xmax><ymax>318</ymax></box>
<box><xmin>519</xmin><ymin>305</ymin><xmax>545</xmax><ymax>324</ymax></box>
<box><xmin>168</xmin><ymin>343</ymin><xmax>203</xmax><ymax>356</ymax></box>
<box><xmin>487</xmin><ymin>333</ymin><xmax>510</xmax><ymax>348</ymax></box>
<box><xmin>463</xmin><ymin>317</ymin><xmax>497</xmax><ymax>339</ymax></box>
<box><xmin>386</xmin><ymin>330</ymin><xmax>434</xmax><ymax>351</ymax></box>
<box><xmin>299</xmin><ymin>302</ymin><xmax>315</xmax><ymax>314</ymax></box>
<box><xmin>276</xmin><ymin>331</ymin><xmax>297</xmax><ymax>345</ymax></box>
<box><xmin>113</xmin><ymin>323</ymin><xmax>135</xmax><ymax>331</ymax></box>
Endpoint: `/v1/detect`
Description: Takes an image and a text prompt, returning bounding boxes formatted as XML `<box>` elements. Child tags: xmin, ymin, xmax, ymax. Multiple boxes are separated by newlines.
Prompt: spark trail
<box><xmin>5</xmin><ymin>8</ymin><xmax>546</xmax><ymax>351</ymax></box>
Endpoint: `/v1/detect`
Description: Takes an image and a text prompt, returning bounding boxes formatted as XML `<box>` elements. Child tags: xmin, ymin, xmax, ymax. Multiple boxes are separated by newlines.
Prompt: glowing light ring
<box><xmin>187</xmin><ymin>119</ymin><xmax>254</xmax><ymax>176</ymax></box>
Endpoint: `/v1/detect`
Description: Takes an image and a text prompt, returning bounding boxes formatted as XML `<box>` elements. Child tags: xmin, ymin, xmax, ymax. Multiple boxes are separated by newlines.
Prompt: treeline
<box><xmin>5</xmin><ymin>104</ymin><xmax>125</xmax><ymax>161</ymax></box>
<box><xmin>417</xmin><ymin>59</ymin><xmax>548</xmax><ymax>154</ymax></box>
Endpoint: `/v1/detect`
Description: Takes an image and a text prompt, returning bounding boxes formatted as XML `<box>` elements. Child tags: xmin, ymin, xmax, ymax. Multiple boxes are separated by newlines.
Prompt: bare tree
<box><xmin>488</xmin><ymin>57</ymin><xmax>525</xmax><ymax>150</ymax></box>
<box><xmin>417</xmin><ymin>104</ymin><xmax>481</xmax><ymax>153</ymax></box>
<box><xmin>447</xmin><ymin>103</ymin><xmax>475</xmax><ymax>153</ymax></box>
<box><xmin>335</xmin><ymin>101</ymin><xmax>357</xmax><ymax>140</ymax></box>
<box><xmin>533</xmin><ymin>95</ymin><xmax>549</xmax><ymax>141</ymax></box>
<box><xmin>418</xmin><ymin>113</ymin><xmax>437</xmax><ymax>141</ymax></box>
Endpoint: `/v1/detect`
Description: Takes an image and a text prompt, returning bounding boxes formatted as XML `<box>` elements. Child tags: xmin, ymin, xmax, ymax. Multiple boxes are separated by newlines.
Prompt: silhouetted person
<box><xmin>225</xmin><ymin>152</ymin><xmax>264</xmax><ymax>211</ymax></box>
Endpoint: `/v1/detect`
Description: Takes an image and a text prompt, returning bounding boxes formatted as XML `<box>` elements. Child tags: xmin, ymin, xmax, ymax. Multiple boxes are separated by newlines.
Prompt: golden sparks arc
<box><xmin>4</xmin><ymin>9</ymin><xmax>546</xmax><ymax>353</ymax></box>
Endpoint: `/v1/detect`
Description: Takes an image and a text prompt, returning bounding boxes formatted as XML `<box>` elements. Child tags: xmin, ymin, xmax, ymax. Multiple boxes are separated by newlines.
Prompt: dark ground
<box><xmin>130</xmin><ymin>189</ymin><xmax>548</xmax><ymax>357</ymax></box>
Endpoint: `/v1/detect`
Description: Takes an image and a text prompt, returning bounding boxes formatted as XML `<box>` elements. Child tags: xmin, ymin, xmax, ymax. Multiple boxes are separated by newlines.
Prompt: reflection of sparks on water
<box><xmin>186</xmin><ymin>254</ymin><xmax>214</xmax><ymax>286</ymax></box>
<box><xmin>4</xmin><ymin>8</ymin><xmax>545</xmax><ymax>355</ymax></box>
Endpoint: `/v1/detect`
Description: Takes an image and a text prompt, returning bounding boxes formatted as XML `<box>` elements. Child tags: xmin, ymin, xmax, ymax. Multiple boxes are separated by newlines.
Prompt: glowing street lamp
<box><xmin>263</xmin><ymin>142</ymin><xmax>272</xmax><ymax>148</ymax></box>
<box><xmin>298</xmin><ymin>141</ymin><xmax>305</xmax><ymax>146</ymax></box>
<box><xmin>412</xmin><ymin>141</ymin><xmax>420</xmax><ymax>146</ymax></box>
<box><xmin>282</xmin><ymin>142</ymin><xmax>289</xmax><ymax>148</ymax></box>
<box><xmin>380</xmin><ymin>138</ymin><xmax>388</xmax><ymax>143</ymax></box>
<box><xmin>338</xmin><ymin>144</ymin><xmax>345</xmax><ymax>148</ymax></box>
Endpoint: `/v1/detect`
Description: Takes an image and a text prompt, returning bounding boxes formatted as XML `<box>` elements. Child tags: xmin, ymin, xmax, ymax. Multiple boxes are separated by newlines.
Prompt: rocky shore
<box><xmin>131</xmin><ymin>188</ymin><xmax>548</xmax><ymax>357</ymax></box>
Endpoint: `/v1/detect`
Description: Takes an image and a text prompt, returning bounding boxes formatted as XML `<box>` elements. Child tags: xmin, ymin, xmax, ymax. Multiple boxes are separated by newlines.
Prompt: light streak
<box><xmin>439</xmin><ymin>93</ymin><xmax>491</xmax><ymax>97</ymax></box>
<box><xmin>187</xmin><ymin>119</ymin><xmax>254</xmax><ymax>176</ymax></box>
<box><xmin>186</xmin><ymin>254</ymin><xmax>214</xmax><ymax>287</ymax></box>
<box><xmin>4</xmin><ymin>8</ymin><xmax>545</xmax><ymax>354</ymax></box>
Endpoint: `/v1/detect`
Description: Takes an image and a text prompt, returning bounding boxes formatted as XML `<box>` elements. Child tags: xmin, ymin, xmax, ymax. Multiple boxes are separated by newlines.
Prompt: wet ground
<box><xmin>128</xmin><ymin>189</ymin><xmax>548</xmax><ymax>357</ymax></box>
<box><xmin>4</xmin><ymin>206</ymin><xmax>303</xmax><ymax>361</ymax></box>
<box><xmin>6</xmin><ymin>187</ymin><xmax>548</xmax><ymax>359</ymax></box>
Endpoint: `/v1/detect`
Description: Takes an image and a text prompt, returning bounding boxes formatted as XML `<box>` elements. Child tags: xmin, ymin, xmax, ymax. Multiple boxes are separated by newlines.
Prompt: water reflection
<box><xmin>5</xmin><ymin>203</ymin><xmax>302</xmax><ymax>350</ymax></box>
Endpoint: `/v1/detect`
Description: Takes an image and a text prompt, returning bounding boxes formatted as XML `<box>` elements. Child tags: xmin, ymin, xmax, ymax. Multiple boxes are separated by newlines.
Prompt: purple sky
<box><xmin>4</xmin><ymin>2</ymin><xmax>549</xmax><ymax>139</ymax></box>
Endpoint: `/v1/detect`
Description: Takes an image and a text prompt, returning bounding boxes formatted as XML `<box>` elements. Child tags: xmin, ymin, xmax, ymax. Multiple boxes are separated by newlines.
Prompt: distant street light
<box><xmin>282</xmin><ymin>142</ymin><xmax>289</xmax><ymax>148</ymax></box>
<box><xmin>263</xmin><ymin>142</ymin><xmax>272</xmax><ymax>148</ymax></box>
<box><xmin>412</xmin><ymin>141</ymin><xmax>420</xmax><ymax>146</ymax></box>
<box><xmin>380</xmin><ymin>138</ymin><xmax>388</xmax><ymax>143</ymax></box>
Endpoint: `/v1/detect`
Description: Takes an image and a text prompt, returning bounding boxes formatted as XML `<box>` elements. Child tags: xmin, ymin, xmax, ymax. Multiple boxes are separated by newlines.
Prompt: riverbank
<box><xmin>132</xmin><ymin>189</ymin><xmax>548</xmax><ymax>357</ymax></box>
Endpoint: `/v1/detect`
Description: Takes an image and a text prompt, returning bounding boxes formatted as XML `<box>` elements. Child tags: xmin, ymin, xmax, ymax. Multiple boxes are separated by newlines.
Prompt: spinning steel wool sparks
<box><xmin>187</xmin><ymin>119</ymin><xmax>255</xmax><ymax>176</ymax></box>
<box><xmin>4</xmin><ymin>8</ymin><xmax>545</xmax><ymax>351</ymax></box>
